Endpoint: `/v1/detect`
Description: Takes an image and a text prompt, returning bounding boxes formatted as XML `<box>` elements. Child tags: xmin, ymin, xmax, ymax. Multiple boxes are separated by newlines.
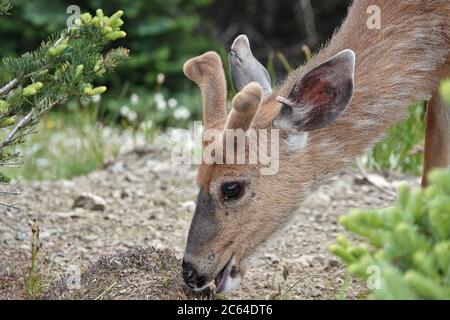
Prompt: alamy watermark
<box><xmin>171</xmin><ymin>121</ymin><xmax>280</xmax><ymax>176</ymax></box>
<box><xmin>367</xmin><ymin>5</ymin><xmax>381</xmax><ymax>30</ymax></box>
<box><xmin>367</xmin><ymin>265</ymin><xmax>382</xmax><ymax>290</ymax></box>
<box><xmin>66</xmin><ymin>5</ymin><xmax>80</xmax><ymax>29</ymax></box>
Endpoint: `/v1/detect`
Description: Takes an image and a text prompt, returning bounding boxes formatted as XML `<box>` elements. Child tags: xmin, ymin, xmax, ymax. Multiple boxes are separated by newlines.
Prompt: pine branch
<box><xmin>0</xmin><ymin>35</ymin><xmax>66</xmax><ymax>97</ymax></box>
<box><xmin>0</xmin><ymin>111</ymin><xmax>33</xmax><ymax>151</ymax></box>
<box><xmin>0</xmin><ymin>9</ymin><xmax>129</xmax><ymax>184</ymax></box>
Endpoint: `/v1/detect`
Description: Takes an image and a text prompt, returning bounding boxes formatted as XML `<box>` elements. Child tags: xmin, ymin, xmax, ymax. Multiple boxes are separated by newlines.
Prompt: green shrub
<box><xmin>0</xmin><ymin>7</ymin><xmax>128</xmax><ymax>182</ymax></box>
<box><xmin>0</xmin><ymin>0</ymin><xmax>218</xmax><ymax>93</ymax></box>
<box><xmin>7</xmin><ymin>106</ymin><xmax>121</xmax><ymax>181</ymax></box>
<box><xmin>361</xmin><ymin>103</ymin><xmax>425</xmax><ymax>176</ymax></box>
<box><xmin>362</xmin><ymin>80</ymin><xmax>450</xmax><ymax>176</ymax></box>
<box><xmin>331</xmin><ymin>169</ymin><xmax>450</xmax><ymax>299</ymax></box>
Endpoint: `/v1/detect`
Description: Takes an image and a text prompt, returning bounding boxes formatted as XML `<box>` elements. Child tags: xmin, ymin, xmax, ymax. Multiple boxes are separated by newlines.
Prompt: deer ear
<box><xmin>275</xmin><ymin>49</ymin><xmax>355</xmax><ymax>132</ymax></box>
<box><xmin>229</xmin><ymin>35</ymin><xmax>272</xmax><ymax>97</ymax></box>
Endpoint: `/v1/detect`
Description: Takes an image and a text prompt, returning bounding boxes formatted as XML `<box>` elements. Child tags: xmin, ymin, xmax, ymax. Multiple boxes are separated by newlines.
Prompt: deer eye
<box><xmin>221</xmin><ymin>182</ymin><xmax>245</xmax><ymax>201</ymax></box>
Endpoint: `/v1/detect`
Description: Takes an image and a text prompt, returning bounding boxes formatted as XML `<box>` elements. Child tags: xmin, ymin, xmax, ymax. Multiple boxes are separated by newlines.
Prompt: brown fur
<box><xmin>183</xmin><ymin>0</ymin><xmax>450</xmax><ymax>291</ymax></box>
<box><xmin>422</xmin><ymin>91</ymin><xmax>450</xmax><ymax>186</ymax></box>
<box><xmin>226</xmin><ymin>82</ymin><xmax>262</xmax><ymax>130</ymax></box>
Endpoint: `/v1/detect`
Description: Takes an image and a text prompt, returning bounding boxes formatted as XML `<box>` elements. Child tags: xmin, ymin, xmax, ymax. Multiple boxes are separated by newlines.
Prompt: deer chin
<box><xmin>214</xmin><ymin>255</ymin><xmax>242</xmax><ymax>294</ymax></box>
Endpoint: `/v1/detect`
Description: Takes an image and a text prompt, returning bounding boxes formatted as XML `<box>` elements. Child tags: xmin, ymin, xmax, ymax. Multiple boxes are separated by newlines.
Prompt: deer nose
<box><xmin>182</xmin><ymin>260</ymin><xmax>206</xmax><ymax>289</ymax></box>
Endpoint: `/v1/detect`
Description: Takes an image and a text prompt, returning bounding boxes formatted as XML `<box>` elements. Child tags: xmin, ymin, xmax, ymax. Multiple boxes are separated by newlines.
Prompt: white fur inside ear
<box><xmin>285</xmin><ymin>132</ymin><xmax>308</xmax><ymax>152</ymax></box>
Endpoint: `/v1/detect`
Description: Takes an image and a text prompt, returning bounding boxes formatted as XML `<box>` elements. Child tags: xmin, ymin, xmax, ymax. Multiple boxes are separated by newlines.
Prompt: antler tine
<box><xmin>226</xmin><ymin>82</ymin><xmax>262</xmax><ymax>131</ymax></box>
<box><xmin>183</xmin><ymin>51</ymin><xmax>228</xmax><ymax>135</ymax></box>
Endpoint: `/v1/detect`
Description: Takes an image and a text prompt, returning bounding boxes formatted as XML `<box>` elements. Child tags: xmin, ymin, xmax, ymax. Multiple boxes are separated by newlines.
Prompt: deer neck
<box><xmin>273</xmin><ymin>0</ymin><xmax>450</xmax><ymax>184</ymax></box>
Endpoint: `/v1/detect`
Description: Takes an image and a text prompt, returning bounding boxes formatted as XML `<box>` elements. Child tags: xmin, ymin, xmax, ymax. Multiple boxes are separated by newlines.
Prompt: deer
<box><xmin>181</xmin><ymin>0</ymin><xmax>450</xmax><ymax>294</ymax></box>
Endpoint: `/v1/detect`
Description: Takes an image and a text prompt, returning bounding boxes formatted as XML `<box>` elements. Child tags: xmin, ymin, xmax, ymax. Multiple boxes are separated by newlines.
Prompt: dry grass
<box><xmin>24</xmin><ymin>222</ymin><xmax>47</xmax><ymax>298</ymax></box>
<box><xmin>44</xmin><ymin>247</ymin><xmax>212</xmax><ymax>300</ymax></box>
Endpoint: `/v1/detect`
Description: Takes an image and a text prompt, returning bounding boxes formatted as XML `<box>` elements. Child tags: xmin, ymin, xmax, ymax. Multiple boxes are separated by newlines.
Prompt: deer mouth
<box><xmin>214</xmin><ymin>255</ymin><xmax>240</xmax><ymax>294</ymax></box>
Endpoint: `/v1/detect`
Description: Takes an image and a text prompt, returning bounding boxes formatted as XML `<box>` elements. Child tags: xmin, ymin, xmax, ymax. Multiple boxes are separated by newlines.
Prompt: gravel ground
<box><xmin>0</xmin><ymin>144</ymin><xmax>419</xmax><ymax>299</ymax></box>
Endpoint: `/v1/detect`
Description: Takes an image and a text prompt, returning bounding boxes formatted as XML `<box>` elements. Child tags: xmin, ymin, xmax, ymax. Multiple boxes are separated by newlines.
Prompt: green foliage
<box><xmin>113</xmin><ymin>0</ymin><xmax>216</xmax><ymax>90</ymax></box>
<box><xmin>0</xmin><ymin>0</ymin><xmax>11</xmax><ymax>15</ymax></box>
<box><xmin>0</xmin><ymin>8</ymin><xmax>129</xmax><ymax>182</ymax></box>
<box><xmin>7</xmin><ymin>105</ymin><xmax>121</xmax><ymax>181</ymax></box>
<box><xmin>440</xmin><ymin>79</ymin><xmax>450</xmax><ymax>106</ymax></box>
<box><xmin>362</xmin><ymin>103</ymin><xmax>425</xmax><ymax>176</ymax></box>
<box><xmin>7</xmin><ymin>79</ymin><xmax>201</xmax><ymax>181</ymax></box>
<box><xmin>331</xmin><ymin>169</ymin><xmax>450</xmax><ymax>300</ymax></box>
<box><xmin>100</xmin><ymin>89</ymin><xmax>202</xmax><ymax>130</ymax></box>
<box><xmin>25</xmin><ymin>222</ymin><xmax>46</xmax><ymax>299</ymax></box>
<box><xmin>0</xmin><ymin>0</ymin><xmax>217</xmax><ymax>92</ymax></box>
<box><xmin>360</xmin><ymin>80</ymin><xmax>450</xmax><ymax>176</ymax></box>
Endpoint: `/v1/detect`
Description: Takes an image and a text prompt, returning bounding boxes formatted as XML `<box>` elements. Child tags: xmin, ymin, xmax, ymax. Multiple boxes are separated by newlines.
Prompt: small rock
<box><xmin>104</xmin><ymin>214</ymin><xmax>118</xmax><ymax>221</ymax></box>
<box><xmin>181</xmin><ymin>201</ymin><xmax>195</xmax><ymax>212</ymax></box>
<box><xmin>72</xmin><ymin>193</ymin><xmax>106</xmax><ymax>211</ymax></box>
<box><xmin>310</xmin><ymin>288</ymin><xmax>322</xmax><ymax>297</ymax></box>
<box><xmin>55</xmin><ymin>211</ymin><xmax>83</xmax><ymax>219</ymax></box>
<box><xmin>40</xmin><ymin>231</ymin><xmax>51</xmax><ymax>239</ymax></box>
<box><xmin>15</xmin><ymin>232</ymin><xmax>27</xmax><ymax>241</ymax></box>
<box><xmin>263</xmin><ymin>253</ymin><xmax>279</xmax><ymax>264</ymax></box>
<box><xmin>111</xmin><ymin>190</ymin><xmax>122</xmax><ymax>199</ymax></box>
<box><xmin>296</xmin><ymin>254</ymin><xmax>315</xmax><ymax>267</ymax></box>
<box><xmin>121</xmin><ymin>190</ymin><xmax>130</xmax><ymax>199</ymax></box>
<box><xmin>328</xmin><ymin>258</ymin><xmax>340</xmax><ymax>268</ymax></box>
<box><xmin>109</xmin><ymin>161</ymin><xmax>125</xmax><ymax>174</ymax></box>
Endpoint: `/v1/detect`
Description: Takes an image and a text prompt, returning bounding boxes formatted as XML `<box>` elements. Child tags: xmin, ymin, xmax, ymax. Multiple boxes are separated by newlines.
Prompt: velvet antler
<box><xmin>226</xmin><ymin>82</ymin><xmax>262</xmax><ymax>131</ymax></box>
<box><xmin>183</xmin><ymin>52</ymin><xmax>228</xmax><ymax>137</ymax></box>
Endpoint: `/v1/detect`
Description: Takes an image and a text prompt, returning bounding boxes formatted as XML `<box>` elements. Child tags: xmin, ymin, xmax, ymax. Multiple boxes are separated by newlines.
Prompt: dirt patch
<box><xmin>45</xmin><ymin>247</ymin><xmax>210</xmax><ymax>300</ymax></box>
<box><xmin>0</xmin><ymin>144</ymin><xmax>419</xmax><ymax>299</ymax></box>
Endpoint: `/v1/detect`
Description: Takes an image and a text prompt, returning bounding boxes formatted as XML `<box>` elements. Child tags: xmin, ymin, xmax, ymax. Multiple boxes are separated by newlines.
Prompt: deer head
<box><xmin>182</xmin><ymin>35</ymin><xmax>355</xmax><ymax>294</ymax></box>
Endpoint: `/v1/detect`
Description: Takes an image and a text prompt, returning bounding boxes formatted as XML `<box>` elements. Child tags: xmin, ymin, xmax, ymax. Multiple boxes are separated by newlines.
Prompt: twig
<box><xmin>0</xmin><ymin>201</ymin><xmax>19</xmax><ymax>210</ymax></box>
<box><xmin>36</xmin><ymin>97</ymin><xmax>67</xmax><ymax>117</ymax></box>
<box><xmin>0</xmin><ymin>95</ymin><xmax>67</xmax><ymax>153</ymax></box>
<box><xmin>0</xmin><ymin>252</ymin><xmax>21</xmax><ymax>278</ymax></box>
<box><xmin>279</xmin><ymin>277</ymin><xmax>304</xmax><ymax>300</ymax></box>
<box><xmin>0</xmin><ymin>111</ymin><xmax>33</xmax><ymax>152</ymax></box>
<box><xmin>0</xmin><ymin>162</ymin><xmax>23</xmax><ymax>168</ymax></box>
<box><xmin>0</xmin><ymin>190</ymin><xmax>20</xmax><ymax>196</ymax></box>
<box><xmin>0</xmin><ymin>78</ymin><xmax>18</xmax><ymax>96</ymax></box>
<box><xmin>0</xmin><ymin>34</ymin><xmax>66</xmax><ymax>98</ymax></box>
<box><xmin>355</xmin><ymin>161</ymin><xmax>397</xmax><ymax>199</ymax></box>
<box><xmin>0</xmin><ymin>71</ymin><xmax>41</xmax><ymax>98</ymax></box>
<box><xmin>95</xmin><ymin>281</ymin><xmax>118</xmax><ymax>300</ymax></box>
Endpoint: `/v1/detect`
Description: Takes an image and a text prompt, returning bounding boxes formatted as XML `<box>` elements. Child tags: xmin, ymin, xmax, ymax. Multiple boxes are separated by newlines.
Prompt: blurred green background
<box><xmin>1</xmin><ymin>0</ymin><xmax>426</xmax><ymax>180</ymax></box>
<box><xmin>0</xmin><ymin>0</ymin><xmax>351</xmax><ymax>93</ymax></box>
